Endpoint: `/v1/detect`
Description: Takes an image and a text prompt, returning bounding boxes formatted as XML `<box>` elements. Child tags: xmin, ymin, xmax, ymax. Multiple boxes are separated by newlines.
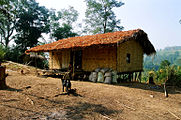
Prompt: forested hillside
<box><xmin>144</xmin><ymin>46</ymin><xmax>181</xmax><ymax>70</ymax></box>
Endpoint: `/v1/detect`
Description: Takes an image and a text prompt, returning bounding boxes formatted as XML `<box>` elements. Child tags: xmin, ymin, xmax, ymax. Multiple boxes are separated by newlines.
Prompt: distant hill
<box><xmin>164</xmin><ymin>46</ymin><xmax>181</xmax><ymax>51</ymax></box>
<box><xmin>144</xmin><ymin>46</ymin><xmax>181</xmax><ymax>70</ymax></box>
<box><xmin>158</xmin><ymin>46</ymin><xmax>181</xmax><ymax>56</ymax></box>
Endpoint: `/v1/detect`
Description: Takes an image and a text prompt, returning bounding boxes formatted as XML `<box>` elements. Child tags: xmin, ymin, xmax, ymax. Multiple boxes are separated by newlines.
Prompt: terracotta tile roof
<box><xmin>26</xmin><ymin>29</ymin><xmax>156</xmax><ymax>55</ymax></box>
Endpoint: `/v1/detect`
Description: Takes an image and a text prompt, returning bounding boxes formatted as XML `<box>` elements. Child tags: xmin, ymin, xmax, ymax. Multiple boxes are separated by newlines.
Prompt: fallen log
<box><xmin>168</xmin><ymin>110</ymin><xmax>181</xmax><ymax>120</ymax></box>
<box><xmin>115</xmin><ymin>100</ymin><xmax>136</xmax><ymax>111</ymax></box>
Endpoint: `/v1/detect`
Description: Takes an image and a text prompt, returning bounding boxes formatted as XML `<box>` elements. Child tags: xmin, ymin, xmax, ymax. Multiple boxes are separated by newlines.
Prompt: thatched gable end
<box><xmin>133</xmin><ymin>30</ymin><xmax>156</xmax><ymax>55</ymax></box>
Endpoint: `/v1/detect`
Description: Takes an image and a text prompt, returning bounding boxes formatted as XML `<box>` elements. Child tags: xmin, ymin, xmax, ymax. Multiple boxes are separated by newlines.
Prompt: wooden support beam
<box><xmin>135</xmin><ymin>72</ymin><xmax>137</xmax><ymax>82</ymax></box>
<box><xmin>73</xmin><ymin>51</ymin><xmax>75</xmax><ymax>79</ymax></box>
<box><xmin>35</xmin><ymin>53</ymin><xmax>38</xmax><ymax>75</ymax></box>
<box><xmin>128</xmin><ymin>73</ymin><xmax>131</xmax><ymax>82</ymax></box>
<box><xmin>132</xmin><ymin>72</ymin><xmax>135</xmax><ymax>81</ymax></box>
<box><xmin>51</xmin><ymin>52</ymin><xmax>53</xmax><ymax>69</ymax></box>
<box><xmin>131</xmin><ymin>73</ymin><xmax>133</xmax><ymax>82</ymax></box>
<box><xmin>138</xmin><ymin>72</ymin><xmax>142</xmax><ymax>83</ymax></box>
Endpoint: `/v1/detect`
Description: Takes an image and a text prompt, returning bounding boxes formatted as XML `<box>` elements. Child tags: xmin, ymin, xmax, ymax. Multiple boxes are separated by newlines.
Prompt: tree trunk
<box><xmin>0</xmin><ymin>66</ymin><xmax>7</xmax><ymax>89</ymax></box>
<box><xmin>103</xmin><ymin>6</ymin><xmax>107</xmax><ymax>33</ymax></box>
<box><xmin>163</xmin><ymin>83</ymin><xmax>168</xmax><ymax>97</ymax></box>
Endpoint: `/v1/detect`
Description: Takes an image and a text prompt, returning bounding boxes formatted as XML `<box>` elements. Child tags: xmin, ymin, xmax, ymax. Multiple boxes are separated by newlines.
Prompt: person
<box><xmin>61</xmin><ymin>64</ymin><xmax>72</xmax><ymax>92</ymax></box>
<box><xmin>68</xmin><ymin>64</ymin><xmax>73</xmax><ymax>80</ymax></box>
<box><xmin>61</xmin><ymin>79</ymin><xmax>71</xmax><ymax>93</ymax></box>
<box><xmin>65</xmin><ymin>79</ymin><xmax>71</xmax><ymax>93</ymax></box>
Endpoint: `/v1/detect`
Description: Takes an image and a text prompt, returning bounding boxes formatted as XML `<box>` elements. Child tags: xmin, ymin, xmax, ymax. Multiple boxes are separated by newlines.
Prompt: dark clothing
<box><xmin>61</xmin><ymin>79</ymin><xmax>71</xmax><ymax>92</ymax></box>
<box><xmin>61</xmin><ymin>72</ymin><xmax>72</xmax><ymax>92</ymax></box>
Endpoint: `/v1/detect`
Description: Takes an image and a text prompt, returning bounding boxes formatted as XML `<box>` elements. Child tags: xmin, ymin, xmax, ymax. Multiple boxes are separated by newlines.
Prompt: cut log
<box><xmin>0</xmin><ymin>66</ymin><xmax>7</xmax><ymax>89</ymax></box>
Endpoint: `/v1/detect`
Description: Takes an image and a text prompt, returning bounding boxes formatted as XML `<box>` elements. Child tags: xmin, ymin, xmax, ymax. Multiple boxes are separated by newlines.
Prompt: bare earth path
<box><xmin>0</xmin><ymin>63</ymin><xmax>181</xmax><ymax>120</ymax></box>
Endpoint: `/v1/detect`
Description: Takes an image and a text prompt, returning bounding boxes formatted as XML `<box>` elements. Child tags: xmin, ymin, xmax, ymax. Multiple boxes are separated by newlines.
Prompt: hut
<box><xmin>26</xmin><ymin>29</ymin><xmax>156</xmax><ymax>81</ymax></box>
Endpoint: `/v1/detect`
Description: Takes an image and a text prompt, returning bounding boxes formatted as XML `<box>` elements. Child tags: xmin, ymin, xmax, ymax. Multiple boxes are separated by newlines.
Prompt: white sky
<box><xmin>36</xmin><ymin>0</ymin><xmax>181</xmax><ymax>50</ymax></box>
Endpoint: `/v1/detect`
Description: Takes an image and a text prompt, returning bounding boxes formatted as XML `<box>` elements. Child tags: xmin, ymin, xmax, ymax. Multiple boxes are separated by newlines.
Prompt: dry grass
<box><xmin>0</xmin><ymin>62</ymin><xmax>181</xmax><ymax>120</ymax></box>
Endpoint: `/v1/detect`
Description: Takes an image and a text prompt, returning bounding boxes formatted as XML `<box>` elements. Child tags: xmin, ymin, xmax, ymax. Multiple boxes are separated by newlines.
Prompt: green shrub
<box><xmin>0</xmin><ymin>45</ymin><xmax>6</xmax><ymax>62</ymax></box>
<box><xmin>4</xmin><ymin>46</ymin><xmax>22</xmax><ymax>62</ymax></box>
<box><xmin>142</xmin><ymin>60</ymin><xmax>181</xmax><ymax>87</ymax></box>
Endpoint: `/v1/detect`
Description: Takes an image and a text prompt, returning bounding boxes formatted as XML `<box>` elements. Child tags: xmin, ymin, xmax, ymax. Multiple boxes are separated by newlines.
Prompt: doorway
<box><xmin>70</xmin><ymin>50</ymin><xmax>82</xmax><ymax>69</ymax></box>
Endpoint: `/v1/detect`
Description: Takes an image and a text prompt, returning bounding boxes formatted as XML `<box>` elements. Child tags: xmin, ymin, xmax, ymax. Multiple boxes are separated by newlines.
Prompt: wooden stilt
<box><xmin>34</xmin><ymin>53</ymin><xmax>37</xmax><ymax>75</ymax></box>
<box><xmin>73</xmin><ymin>51</ymin><xmax>75</xmax><ymax>79</ymax></box>
<box><xmin>121</xmin><ymin>74</ymin><xmax>123</xmax><ymax>83</ymax></box>
<box><xmin>132</xmin><ymin>73</ymin><xmax>134</xmax><ymax>82</ymax></box>
<box><xmin>131</xmin><ymin>73</ymin><xmax>133</xmax><ymax>82</ymax></box>
<box><xmin>135</xmin><ymin>72</ymin><xmax>137</xmax><ymax>82</ymax></box>
<box><xmin>128</xmin><ymin>73</ymin><xmax>131</xmax><ymax>82</ymax></box>
<box><xmin>138</xmin><ymin>72</ymin><xmax>142</xmax><ymax>83</ymax></box>
<box><xmin>51</xmin><ymin>52</ymin><xmax>53</xmax><ymax>69</ymax></box>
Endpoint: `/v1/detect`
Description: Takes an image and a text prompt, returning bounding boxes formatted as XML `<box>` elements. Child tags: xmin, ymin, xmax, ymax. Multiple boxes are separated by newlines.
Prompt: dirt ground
<box><xmin>0</xmin><ymin>62</ymin><xmax>181</xmax><ymax>120</ymax></box>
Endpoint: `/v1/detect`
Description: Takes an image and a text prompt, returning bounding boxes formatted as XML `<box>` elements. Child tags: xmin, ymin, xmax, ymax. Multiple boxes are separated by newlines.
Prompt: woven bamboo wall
<box><xmin>82</xmin><ymin>46</ymin><xmax>116</xmax><ymax>71</ymax></box>
<box><xmin>61</xmin><ymin>50</ymin><xmax>70</xmax><ymax>68</ymax></box>
<box><xmin>117</xmin><ymin>39</ymin><xmax>144</xmax><ymax>73</ymax></box>
<box><xmin>49</xmin><ymin>51</ymin><xmax>62</xmax><ymax>69</ymax></box>
<box><xmin>48</xmin><ymin>39</ymin><xmax>143</xmax><ymax>72</ymax></box>
<box><xmin>49</xmin><ymin>50</ymin><xmax>71</xmax><ymax>69</ymax></box>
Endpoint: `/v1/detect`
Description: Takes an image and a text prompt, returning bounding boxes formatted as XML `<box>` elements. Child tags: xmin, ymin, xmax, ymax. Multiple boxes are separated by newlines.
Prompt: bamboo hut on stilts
<box><xmin>26</xmin><ymin>29</ymin><xmax>156</xmax><ymax>83</ymax></box>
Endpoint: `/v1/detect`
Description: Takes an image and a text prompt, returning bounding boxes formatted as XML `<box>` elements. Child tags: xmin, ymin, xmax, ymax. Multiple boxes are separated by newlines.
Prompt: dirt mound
<box><xmin>2</xmin><ymin>61</ymin><xmax>44</xmax><ymax>75</ymax></box>
<box><xmin>0</xmin><ymin>61</ymin><xmax>181</xmax><ymax>119</ymax></box>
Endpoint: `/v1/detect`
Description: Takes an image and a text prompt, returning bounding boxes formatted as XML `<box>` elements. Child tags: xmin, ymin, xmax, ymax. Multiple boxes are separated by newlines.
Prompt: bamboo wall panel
<box><xmin>82</xmin><ymin>47</ymin><xmax>116</xmax><ymax>71</ymax></box>
<box><xmin>117</xmin><ymin>39</ymin><xmax>143</xmax><ymax>73</ymax></box>
<box><xmin>48</xmin><ymin>39</ymin><xmax>143</xmax><ymax>72</ymax></box>
<box><xmin>49</xmin><ymin>51</ymin><xmax>62</xmax><ymax>69</ymax></box>
<box><xmin>49</xmin><ymin>52</ymin><xmax>53</xmax><ymax>69</ymax></box>
<box><xmin>62</xmin><ymin>50</ymin><xmax>70</xmax><ymax>68</ymax></box>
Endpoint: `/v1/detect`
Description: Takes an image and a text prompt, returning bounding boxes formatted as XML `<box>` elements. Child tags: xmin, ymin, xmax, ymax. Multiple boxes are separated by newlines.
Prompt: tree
<box><xmin>0</xmin><ymin>0</ymin><xmax>17</xmax><ymax>47</ymax></box>
<box><xmin>51</xmin><ymin>24</ymin><xmax>78</xmax><ymax>40</ymax></box>
<box><xmin>0</xmin><ymin>45</ymin><xmax>6</xmax><ymax>62</ymax></box>
<box><xmin>15</xmin><ymin>0</ymin><xmax>50</xmax><ymax>52</ymax></box>
<box><xmin>159</xmin><ymin>60</ymin><xmax>171</xmax><ymax>69</ymax></box>
<box><xmin>84</xmin><ymin>0</ymin><xmax>124</xmax><ymax>34</ymax></box>
<box><xmin>49</xmin><ymin>6</ymin><xmax>79</xmax><ymax>41</ymax></box>
<box><xmin>61</xmin><ymin>6</ymin><xmax>79</xmax><ymax>25</ymax></box>
<box><xmin>176</xmin><ymin>58</ymin><xmax>181</xmax><ymax>66</ymax></box>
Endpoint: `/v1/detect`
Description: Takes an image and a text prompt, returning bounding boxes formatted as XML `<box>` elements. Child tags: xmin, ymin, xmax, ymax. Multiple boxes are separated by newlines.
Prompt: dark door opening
<box><xmin>70</xmin><ymin>50</ymin><xmax>82</xmax><ymax>69</ymax></box>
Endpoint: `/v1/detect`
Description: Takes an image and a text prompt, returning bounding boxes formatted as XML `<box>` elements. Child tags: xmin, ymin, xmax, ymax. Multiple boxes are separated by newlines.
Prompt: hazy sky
<box><xmin>36</xmin><ymin>0</ymin><xmax>181</xmax><ymax>50</ymax></box>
